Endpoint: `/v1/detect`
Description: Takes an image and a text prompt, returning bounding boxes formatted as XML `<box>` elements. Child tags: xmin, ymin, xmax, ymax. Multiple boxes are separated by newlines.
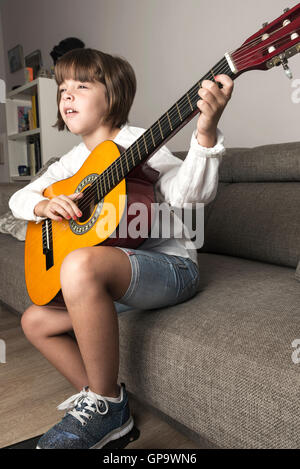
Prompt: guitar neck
<box><xmin>93</xmin><ymin>55</ymin><xmax>235</xmax><ymax>203</ymax></box>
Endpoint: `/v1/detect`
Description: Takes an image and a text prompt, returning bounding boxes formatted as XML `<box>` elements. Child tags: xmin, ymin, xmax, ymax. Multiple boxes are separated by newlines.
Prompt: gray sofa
<box><xmin>1</xmin><ymin>140</ymin><xmax>300</xmax><ymax>449</ymax></box>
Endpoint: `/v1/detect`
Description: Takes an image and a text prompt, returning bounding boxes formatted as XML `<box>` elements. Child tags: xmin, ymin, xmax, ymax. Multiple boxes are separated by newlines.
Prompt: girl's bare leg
<box><xmin>21</xmin><ymin>304</ymin><xmax>89</xmax><ymax>391</ymax></box>
<box><xmin>21</xmin><ymin>246</ymin><xmax>131</xmax><ymax>397</ymax></box>
<box><xmin>59</xmin><ymin>246</ymin><xmax>131</xmax><ymax>398</ymax></box>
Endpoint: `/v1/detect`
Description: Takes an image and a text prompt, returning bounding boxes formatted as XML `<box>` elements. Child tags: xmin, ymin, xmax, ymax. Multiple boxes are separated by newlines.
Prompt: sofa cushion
<box><xmin>0</xmin><ymin>233</ymin><xmax>31</xmax><ymax>313</ymax></box>
<box><xmin>0</xmin><ymin>157</ymin><xmax>60</xmax><ymax>241</ymax></box>
<box><xmin>118</xmin><ymin>252</ymin><xmax>300</xmax><ymax>448</ymax></box>
<box><xmin>0</xmin><ymin>183</ymin><xmax>26</xmax><ymax>216</ymax></box>
<box><xmin>201</xmin><ymin>182</ymin><xmax>300</xmax><ymax>269</ymax></box>
<box><xmin>219</xmin><ymin>141</ymin><xmax>300</xmax><ymax>182</ymax></box>
<box><xmin>0</xmin><ymin>211</ymin><xmax>27</xmax><ymax>241</ymax></box>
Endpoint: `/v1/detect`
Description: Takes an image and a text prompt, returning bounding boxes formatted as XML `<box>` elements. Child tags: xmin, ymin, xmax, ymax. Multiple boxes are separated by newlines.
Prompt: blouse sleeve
<box><xmin>146</xmin><ymin>128</ymin><xmax>225</xmax><ymax>208</ymax></box>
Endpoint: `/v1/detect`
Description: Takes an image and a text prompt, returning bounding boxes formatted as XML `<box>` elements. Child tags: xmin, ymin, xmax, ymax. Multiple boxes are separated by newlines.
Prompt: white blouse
<box><xmin>9</xmin><ymin>124</ymin><xmax>225</xmax><ymax>265</ymax></box>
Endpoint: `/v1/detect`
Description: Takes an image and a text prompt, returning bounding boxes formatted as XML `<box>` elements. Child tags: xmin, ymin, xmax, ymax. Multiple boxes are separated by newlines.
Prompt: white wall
<box><xmin>0</xmin><ymin>0</ymin><xmax>299</xmax><ymax>182</ymax></box>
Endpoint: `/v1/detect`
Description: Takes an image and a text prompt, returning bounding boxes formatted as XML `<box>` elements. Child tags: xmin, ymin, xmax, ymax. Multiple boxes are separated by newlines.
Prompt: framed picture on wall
<box><xmin>8</xmin><ymin>44</ymin><xmax>24</xmax><ymax>73</ymax></box>
<box><xmin>25</xmin><ymin>49</ymin><xmax>43</xmax><ymax>80</ymax></box>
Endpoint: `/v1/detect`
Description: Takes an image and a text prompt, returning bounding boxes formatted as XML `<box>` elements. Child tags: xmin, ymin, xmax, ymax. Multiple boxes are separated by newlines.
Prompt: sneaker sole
<box><xmin>91</xmin><ymin>415</ymin><xmax>134</xmax><ymax>449</ymax></box>
<box><xmin>36</xmin><ymin>415</ymin><xmax>134</xmax><ymax>449</ymax></box>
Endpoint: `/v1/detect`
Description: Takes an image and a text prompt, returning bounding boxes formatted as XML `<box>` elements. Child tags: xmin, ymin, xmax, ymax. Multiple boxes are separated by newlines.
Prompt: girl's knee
<box><xmin>60</xmin><ymin>248</ymin><xmax>94</xmax><ymax>287</ymax></box>
<box><xmin>21</xmin><ymin>305</ymin><xmax>47</xmax><ymax>340</ymax></box>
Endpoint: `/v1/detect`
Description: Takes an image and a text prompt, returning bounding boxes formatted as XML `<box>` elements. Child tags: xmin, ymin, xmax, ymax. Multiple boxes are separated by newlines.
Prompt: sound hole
<box><xmin>78</xmin><ymin>187</ymin><xmax>97</xmax><ymax>223</ymax></box>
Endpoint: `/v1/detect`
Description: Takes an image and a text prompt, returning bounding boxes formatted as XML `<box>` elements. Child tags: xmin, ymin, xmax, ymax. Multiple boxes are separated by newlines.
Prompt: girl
<box><xmin>9</xmin><ymin>48</ymin><xmax>234</xmax><ymax>449</ymax></box>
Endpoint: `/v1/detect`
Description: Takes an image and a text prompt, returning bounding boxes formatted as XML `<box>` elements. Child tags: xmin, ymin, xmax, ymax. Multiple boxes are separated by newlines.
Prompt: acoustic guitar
<box><xmin>25</xmin><ymin>4</ymin><xmax>300</xmax><ymax>305</ymax></box>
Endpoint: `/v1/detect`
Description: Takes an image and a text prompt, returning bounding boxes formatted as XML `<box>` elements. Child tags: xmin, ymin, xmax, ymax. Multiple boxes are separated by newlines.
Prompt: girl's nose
<box><xmin>63</xmin><ymin>93</ymin><xmax>74</xmax><ymax>101</ymax></box>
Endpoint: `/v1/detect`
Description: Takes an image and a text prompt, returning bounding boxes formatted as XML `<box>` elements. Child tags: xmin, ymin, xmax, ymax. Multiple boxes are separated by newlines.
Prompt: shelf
<box><xmin>5</xmin><ymin>76</ymin><xmax>81</xmax><ymax>183</ymax></box>
<box><xmin>7</xmin><ymin>79</ymin><xmax>39</xmax><ymax>100</ymax></box>
<box><xmin>8</xmin><ymin>128</ymin><xmax>40</xmax><ymax>141</ymax></box>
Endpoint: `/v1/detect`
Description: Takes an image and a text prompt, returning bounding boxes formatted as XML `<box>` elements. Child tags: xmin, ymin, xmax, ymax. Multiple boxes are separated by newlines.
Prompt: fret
<box><xmin>114</xmin><ymin>160</ymin><xmax>119</xmax><ymax>181</ymax></box>
<box><xmin>166</xmin><ymin>110</ymin><xmax>173</xmax><ymax>131</ymax></box>
<box><xmin>96</xmin><ymin>179</ymin><xmax>100</xmax><ymax>201</ymax></box>
<box><xmin>124</xmin><ymin>152</ymin><xmax>129</xmax><ymax>172</ymax></box>
<box><xmin>150</xmin><ymin>126</ymin><xmax>156</xmax><ymax>147</ymax></box>
<box><xmin>105</xmin><ymin>169</ymin><xmax>110</xmax><ymax>193</ymax></box>
<box><xmin>103</xmin><ymin>170</ymin><xmax>107</xmax><ymax>194</ymax></box>
<box><xmin>130</xmin><ymin>147</ymin><xmax>135</xmax><ymax>165</ymax></box>
<box><xmin>142</xmin><ymin>133</ymin><xmax>148</xmax><ymax>154</ymax></box>
<box><xmin>111</xmin><ymin>164</ymin><xmax>115</xmax><ymax>186</ymax></box>
<box><xmin>158</xmin><ymin>118</ymin><xmax>164</xmax><ymax>139</ymax></box>
<box><xmin>176</xmin><ymin>102</ymin><xmax>182</xmax><ymax>121</ymax></box>
<box><xmin>119</xmin><ymin>157</ymin><xmax>124</xmax><ymax>178</ymax></box>
<box><xmin>186</xmin><ymin>91</ymin><xmax>193</xmax><ymax>111</ymax></box>
<box><xmin>136</xmin><ymin>140</ymin><xmax>142</xmax><ymax>160</ymax></box>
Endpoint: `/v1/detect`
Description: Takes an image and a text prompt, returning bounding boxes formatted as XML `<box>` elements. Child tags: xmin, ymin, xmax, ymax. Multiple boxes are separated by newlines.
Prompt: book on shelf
<box><xmin>27</xmin><ymin>135</ymin><xmax>41</xmax><ymax>176</ymax></box>
<box><xmin>31</xmin><ymin>94</ymin><xmax>39</xmax><ymax>129</ymax></box>
<box><xmin>17</xmin><ymin>93</ymin><xmax>39</xmax><ymax>133</ymax></box>
<box><xmin>34</xmin><ymin>93</ymin><xmax>40</xmax><ymax>128</ymax></box>
<box><xmin>17</xmin><ymin>106</ymin><xmax>31</xmax><ymax>132</ymax></box>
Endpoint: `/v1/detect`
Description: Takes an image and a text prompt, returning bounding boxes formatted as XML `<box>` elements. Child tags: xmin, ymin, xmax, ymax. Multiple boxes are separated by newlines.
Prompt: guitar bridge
<box><xmin>42</xmin><ymin>219</ymin><xmax>54</xmax><ymax>270</ymax></box>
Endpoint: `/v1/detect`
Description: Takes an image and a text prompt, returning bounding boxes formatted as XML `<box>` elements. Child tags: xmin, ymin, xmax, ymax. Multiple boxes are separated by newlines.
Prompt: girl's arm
<box><xmin>147</xmin><ymin>74</ymin><xmax>234</xmax><ymax>207</ymax></box>
<box><xmin>147</xmin><ymin>128</ymin><xmax>225</xmax><ymax>207</ymax></box>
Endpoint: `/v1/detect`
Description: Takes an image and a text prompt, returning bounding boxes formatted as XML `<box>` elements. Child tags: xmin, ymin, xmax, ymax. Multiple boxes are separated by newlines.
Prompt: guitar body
<box><xmin>25</xmin><ymin>140</ymin><xmax>159</xmax><ymax>306</ymax></box>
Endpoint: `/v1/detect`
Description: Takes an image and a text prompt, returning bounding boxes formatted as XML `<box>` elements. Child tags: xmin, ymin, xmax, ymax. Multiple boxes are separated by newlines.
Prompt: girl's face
<box><xmin>58</xmin><ymin>79</ymin><xmax>109</xmax><ymax>136</ymax></box>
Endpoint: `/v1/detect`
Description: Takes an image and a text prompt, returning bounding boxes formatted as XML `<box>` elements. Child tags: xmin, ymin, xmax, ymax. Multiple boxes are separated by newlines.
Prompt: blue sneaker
<box><xmin>36</xmin><ymin>382</ymin><xmax>134</xmax><ymax>449</ymax></box>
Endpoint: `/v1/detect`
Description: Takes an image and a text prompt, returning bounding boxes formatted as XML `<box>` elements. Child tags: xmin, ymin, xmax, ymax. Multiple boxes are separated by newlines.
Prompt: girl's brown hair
<box><xmin>53</xmin><ymin>48</ymin><xmax>137</xmax><ymax>131</ymax></box>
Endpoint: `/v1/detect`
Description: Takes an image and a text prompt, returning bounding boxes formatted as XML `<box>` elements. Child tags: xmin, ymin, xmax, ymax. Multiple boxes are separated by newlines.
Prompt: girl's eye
<box><xmin>59</xmin><ymin>85</ymin><xmax>87</xmax><ymax>93</ymax></box>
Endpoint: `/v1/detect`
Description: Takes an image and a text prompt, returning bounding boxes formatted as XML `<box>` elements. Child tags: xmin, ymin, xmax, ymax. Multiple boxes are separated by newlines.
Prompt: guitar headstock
<box><xmin>227</xmin><ymin>3</ymin><xmax>300</xmax><ymax>79</ymax></box>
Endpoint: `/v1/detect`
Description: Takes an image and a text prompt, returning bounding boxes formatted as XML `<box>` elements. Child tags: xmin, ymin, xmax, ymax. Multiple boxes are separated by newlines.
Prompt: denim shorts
<box><xmin>49</xmin><ymin>247</ymin><xmax>200</xmax><ymax>313</ymax></box>
<box><xmin>113</xmin><ymin>247</ymin><xmax>200</xmax><ymax>314</ymax></box>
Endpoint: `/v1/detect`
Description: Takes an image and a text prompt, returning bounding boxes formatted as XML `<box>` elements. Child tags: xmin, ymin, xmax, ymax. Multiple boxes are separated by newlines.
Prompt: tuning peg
<box><xmin>262</xmin><ymin>22</ymin><xmax>268</xmax><ymax>28</ymax></box>
<box><xmin>283</xmin><ymin>8</ymin><xmax>290</xmax><ymax>13</ymax></box>
<box><xmin>282</xmin><ymin>58</ymin><xmax>293</xmax><ymax>79</ymax></box>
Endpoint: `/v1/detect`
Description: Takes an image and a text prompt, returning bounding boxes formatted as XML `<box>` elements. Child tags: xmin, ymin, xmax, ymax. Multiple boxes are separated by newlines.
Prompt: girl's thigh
<box><xmin>113</xmin><ymin>247</ymin><xmax>200</xmax><ymax>314</ymax></box>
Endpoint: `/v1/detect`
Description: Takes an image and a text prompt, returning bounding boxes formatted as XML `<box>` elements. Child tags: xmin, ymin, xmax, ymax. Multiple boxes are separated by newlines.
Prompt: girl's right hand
<box><xmin>39</xmin><ymin>192</ymin><xmax>83</xmax><ymax>221</ymax></box>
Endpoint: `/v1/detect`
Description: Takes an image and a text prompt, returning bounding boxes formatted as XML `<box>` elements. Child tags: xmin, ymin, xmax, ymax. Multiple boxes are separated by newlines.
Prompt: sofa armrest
<box><xmin>0</xmin><ymin>183</ymin><xmax>27</xmax><ymax>216</ymax></box>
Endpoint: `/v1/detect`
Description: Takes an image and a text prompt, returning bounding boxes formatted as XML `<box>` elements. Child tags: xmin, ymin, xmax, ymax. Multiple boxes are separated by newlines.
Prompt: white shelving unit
<box><xmin>5</xmin><ymin>77</ymin><xmax>81</xmax><ymax>182</ymax></box>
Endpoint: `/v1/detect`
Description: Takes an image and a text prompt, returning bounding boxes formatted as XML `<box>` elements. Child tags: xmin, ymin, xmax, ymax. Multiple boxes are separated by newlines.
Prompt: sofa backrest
<box><xmin>0</xmin><ymin>183</ymin><xmax>27</xmax><ymax>216</ymax></box>
<box><xmin>186</xmin><ymin>141</ymin><xmax>300</xmax><ymax>269</ymax></box>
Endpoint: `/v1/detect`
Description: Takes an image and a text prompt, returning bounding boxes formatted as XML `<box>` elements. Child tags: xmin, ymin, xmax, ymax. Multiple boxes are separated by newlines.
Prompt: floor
<box><xmin>0</xmin><ymin>302</ymin><xmax>200</xmax><ymax>449</ymax></box>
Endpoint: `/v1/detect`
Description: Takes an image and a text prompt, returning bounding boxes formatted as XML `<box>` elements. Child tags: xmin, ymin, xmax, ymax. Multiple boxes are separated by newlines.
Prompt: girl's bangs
<box><xmin>55</xmin><ymin>57</ymin><xmax>100</xmax><ymax>85</ymax></box>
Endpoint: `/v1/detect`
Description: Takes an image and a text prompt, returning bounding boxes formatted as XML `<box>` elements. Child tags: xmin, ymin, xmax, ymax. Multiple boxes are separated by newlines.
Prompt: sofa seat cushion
<box><xmin>117</xmin><ymin>252</ymin><xmax>300</xmax><ymax>448</ymax></box>
<box><xmin>0</xmin><ymin>234</ymin><xmax>31</xmax><ymax>313</ymax></box>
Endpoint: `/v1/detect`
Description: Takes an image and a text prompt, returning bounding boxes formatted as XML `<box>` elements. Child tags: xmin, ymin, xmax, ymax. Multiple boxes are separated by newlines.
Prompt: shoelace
<box><xmin>57</xmin><ymin>386</ymin><xmax>109</xmax><ymax>426</ymax></box>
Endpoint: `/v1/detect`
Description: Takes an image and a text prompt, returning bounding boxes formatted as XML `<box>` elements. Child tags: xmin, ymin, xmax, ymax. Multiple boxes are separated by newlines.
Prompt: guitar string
<box><xmin>37</xmin><ymin>40</ymin><xmax>292</xmax><ymax>253</ymax></box>
<box><xmin>36</xmin><ymin>27</ymin><xmax>298</xmax><ymax>249</ymax></box>
<box><xmin>74</xmin><ymin>26</ymin><xmax>299</xmax><ymax>215</ymax></box>
<box><xmin>231</xmin><ymin>23</ymin><xmax>289</xmax><ymax>60</ymax></box>
<box><xmin>51</xmin><ymin>24</ymin><xmax>297</xmax><ymax>221</ymax></box>
<box><xmin>47</xmin><ymin>60</ymin><xmax>232</xmax><ymax>226</ymax></box>
<box><xmin>233</xmin><ymin>28</ymin><xmax>298</xmax><ymax>65</ymax></box>
<box><xmin>64</xmin><ymin>28</ymin><xmax>298</xmax><ymax>218</ymax></box>
<box><xmin>35</xmin><ymin>59</ymin><xmax>248</xmax><ymax>255</ymax></box>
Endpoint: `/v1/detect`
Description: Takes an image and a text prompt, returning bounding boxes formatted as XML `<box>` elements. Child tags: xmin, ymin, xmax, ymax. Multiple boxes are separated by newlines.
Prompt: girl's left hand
<box><xmin>196</xmin><ymin>74</ymin><xmax>234</xmax><ymax>148</ymax></box>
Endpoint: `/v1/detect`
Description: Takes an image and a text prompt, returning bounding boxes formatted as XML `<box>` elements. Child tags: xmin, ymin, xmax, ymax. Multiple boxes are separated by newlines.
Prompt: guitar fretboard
<box><xmin>86</xmin><ymin>56</ymin><xmax>234</xmax><ymax>205</ymax></box>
